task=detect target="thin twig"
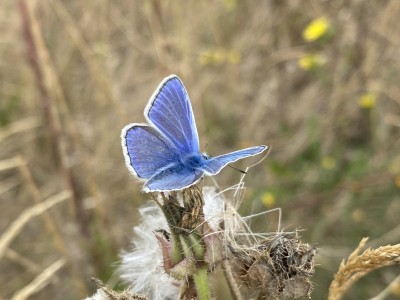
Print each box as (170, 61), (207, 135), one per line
(0, 190), (70, 259)
(0, 157), (22, 172)
(10, 259), (66, 300)
(15, 156), (68, 256)
(50, 0), (125, 116)
(5, 249), (41, 273)
(0, 116), (40, 142)
(369, 274), (400, 300)
(222, 259), (244, 300)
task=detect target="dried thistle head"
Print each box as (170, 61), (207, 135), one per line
(229, 232), (316, 299)
(85, 278), (148, 300)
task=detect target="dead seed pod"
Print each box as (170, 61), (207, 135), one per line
(229, 232), (316, 299)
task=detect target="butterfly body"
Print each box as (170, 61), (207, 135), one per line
(121, 75), (268, 192)
(181, 153), (208, 169)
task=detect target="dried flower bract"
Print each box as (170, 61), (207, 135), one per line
(229, 232), (316, 299)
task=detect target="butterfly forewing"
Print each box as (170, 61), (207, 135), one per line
(202, 145), (268, 175)
(145, 76), (200, 154)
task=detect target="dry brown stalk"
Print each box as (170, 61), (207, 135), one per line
(17, 0), (90, 239)
(0, 177), (19, 196)
(19, 0), (116, 252)
(18, 0), (82, 159)
(5, 249), (41, 274)
(10, 259), (66, 300)
(369, 273), (400, 300)
(328, 238), (400, 300)
(0, 116), (40, 142)
(49, 0), (125, 117)
(221, 259), (244, 300)
(15, 160), (88, 300)
(0, 190), (70, 259)
(0, 157), (23, 172)
(15, 156), (68, 254)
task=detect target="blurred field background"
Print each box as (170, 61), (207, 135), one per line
(1, 0), (400, 299)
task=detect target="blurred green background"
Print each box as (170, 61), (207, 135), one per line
(1, 1), (400, 299)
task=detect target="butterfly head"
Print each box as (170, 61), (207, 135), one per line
(202, 152), (210, 160)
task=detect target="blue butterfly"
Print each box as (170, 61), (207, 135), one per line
(121, 75), (268, 192)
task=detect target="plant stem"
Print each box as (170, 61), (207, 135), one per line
(170, 232), (183, 264)
(222, 259), (243, 300)
(17, 0), (90, 239)
(193, 267), (211, 300)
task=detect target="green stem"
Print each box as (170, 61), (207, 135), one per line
(170, 232), (183, 264)
(193, 267), (211, 300)
(152, 194), (184, 264)
(179, 235), (193, 258)
(188, 232), (205, 260)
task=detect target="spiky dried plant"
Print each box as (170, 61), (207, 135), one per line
(328, 237), (400, 300)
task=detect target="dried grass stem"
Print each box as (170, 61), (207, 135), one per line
(328, 238), (400, 300)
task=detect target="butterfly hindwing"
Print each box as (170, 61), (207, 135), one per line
(121, 124), (179, 179)
(145, 163), (204, 192)
(145, 75), (200, 154)
(202, 146), (268, 175)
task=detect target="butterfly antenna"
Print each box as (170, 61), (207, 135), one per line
(204, 143), (209, 153)
(228, 164), (247, 174)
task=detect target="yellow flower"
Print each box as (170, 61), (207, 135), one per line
(199, 48), (240, 65)
(303, 17), (330, 41)
(227, 50), (241, 64)
(395, 175), (400, 188)
(358, 92), (376, 109)
(298, 53), (325, 70)
(198, 49), (225, 65)
(321, 156), (336, 170)
(351, 208), (365, 223)
(261, 192), (276, 208)
(222, 0), (236, 11)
